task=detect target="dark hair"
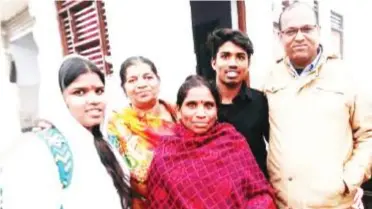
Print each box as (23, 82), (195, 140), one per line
(206, 28), (254, 60)
(58, 57), (105, 91)
(119, 56), (160, 87)
(176, 75), (220, 108)
(278, 1), (318, 31)
(59, 56), (130, 208)
(92, 126), (130, 208)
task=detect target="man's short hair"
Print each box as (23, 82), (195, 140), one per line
(278, 1), (318, 31)
(206, 28), (254, 60)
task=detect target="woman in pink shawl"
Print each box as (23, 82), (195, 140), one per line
(147, 75), (276, 209)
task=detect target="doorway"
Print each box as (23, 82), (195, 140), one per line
(190, 1), (232, 81)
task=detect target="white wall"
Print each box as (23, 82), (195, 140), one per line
(104, 0), (196, 107)
(245, 0), (276, 89)
(341, 1), (372, 92)
(315, 0), (372, 92)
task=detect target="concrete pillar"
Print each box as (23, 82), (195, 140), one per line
(0, 23), (21, 155)
(29, 0), (63, 119)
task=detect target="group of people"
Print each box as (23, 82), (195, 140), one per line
(1, 2), (371, 209)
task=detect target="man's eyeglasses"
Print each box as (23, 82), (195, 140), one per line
(281, 25), (317, 37)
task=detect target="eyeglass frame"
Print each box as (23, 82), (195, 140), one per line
(280, 24), (319, 37)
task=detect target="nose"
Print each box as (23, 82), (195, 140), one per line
(87, 91), (102, 104)
(227, 57), (238, 68)
(136, 77), (147, 89)
(195, 106), (207, 119)
(294, 30), (305, 41)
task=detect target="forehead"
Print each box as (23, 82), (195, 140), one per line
(281, 5), (317, 29)
(67, 72), (104, 88)
(126, 63), (154, 77)
(217, 41), (246, 54)
(184, 86), (215, 102)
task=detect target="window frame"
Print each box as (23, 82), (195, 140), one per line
(330, 10), (343, 58)
(55, 0), (112, 74)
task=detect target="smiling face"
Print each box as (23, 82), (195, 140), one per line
(123, 62), (160, 109)
(211, 41), (249, 89)
(280, 4), (320, 68)
(179, 86), (218, 134)
(62, 72), (106, 129)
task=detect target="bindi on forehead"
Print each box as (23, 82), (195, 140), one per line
(69, 84), (104, 90)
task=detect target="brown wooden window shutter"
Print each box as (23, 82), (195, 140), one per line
(56, 0), (112, 74)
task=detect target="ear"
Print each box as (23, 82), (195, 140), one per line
(211, 58), (216, 71)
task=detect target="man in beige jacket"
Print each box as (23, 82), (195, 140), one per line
(263, 2), (372, 208)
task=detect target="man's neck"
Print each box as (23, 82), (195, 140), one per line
(291, 55), (315, 69)
(217, 81), (242, 104)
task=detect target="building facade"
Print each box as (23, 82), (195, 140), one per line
(1, 0), (371, 131)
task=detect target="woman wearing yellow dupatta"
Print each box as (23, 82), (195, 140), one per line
(107, 56), (176, 209)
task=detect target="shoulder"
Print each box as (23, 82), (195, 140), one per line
(108, 106), (130, 119)
(322, 56), (346, 71)
(4, 131), (59, 171)
(159, 99), (177, 122)
(321, 57), (356, 86)
(326, 58), (368, 97)
(258, 62), (282, 92)
(215, 122), (241, 135)
(6, 133), (50, 161)
(247, 87), (268, 107)
(2, 132), (61, 207)
(214, 123), (247, 142)
(159, 99), (176, 109)
(106, 107), (132, 131)
(216, 122), (236, 131)
(249, 87), (265, 98)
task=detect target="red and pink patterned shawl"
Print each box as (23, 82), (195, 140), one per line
(148, 122), (276, 209)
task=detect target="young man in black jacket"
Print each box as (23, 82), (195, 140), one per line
(206, 28), (269, 177)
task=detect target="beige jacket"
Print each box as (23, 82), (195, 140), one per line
(263, 53), (372, 209)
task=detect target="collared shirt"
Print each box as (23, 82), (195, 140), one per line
(288, 46), (323, 78)
(217, 83), (269, 177)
